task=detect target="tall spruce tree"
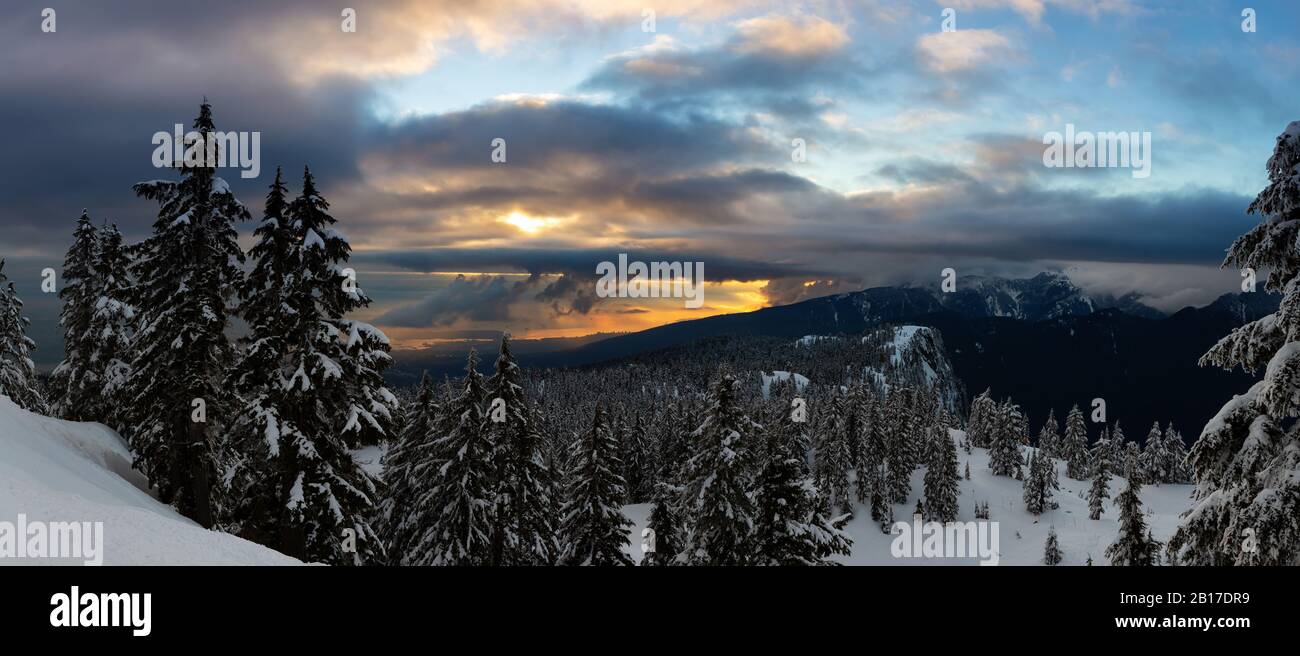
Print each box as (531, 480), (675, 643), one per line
(380, 373), (439, 564)
(0, 260), (46, 413)
(126, 101), (248, 527)
(1063, 404), (1091, 480)
(1107, 476), (1160, 566)
(1140, 422), (1167, 485)
(559, 406), (635, 566)
(641, 481), (684, 566)
(815, 390), (854, 514)
(486, 334), (557, 566)
(679, 371), (759, 565)
(1088, 448), (1111, 520)
(988, 400), (1024, 478)
(86, 222), (135, 430)
(1163, 426), (1191, 484)
(966, 389), (996, 448)
(923, 422), (960, 523)
(753, 417), (852, 565)
(49, 211), (100, 420)
(885, 389), (918, 503)
(1037, 408), (1061, 460)
(1043, 526), (1063, 566)
(225, 167), (394, 563)
(1022, 449), (1058, 515)
(411, 351), (495, 565)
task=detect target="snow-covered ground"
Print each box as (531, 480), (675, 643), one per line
(0, 396), (300, 565)
(622, 429), (1195, 565)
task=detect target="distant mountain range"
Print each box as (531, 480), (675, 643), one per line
(915, 271), (1165, 321)
(388, 273), (1276, 440)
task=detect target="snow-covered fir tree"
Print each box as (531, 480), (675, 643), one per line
(641, 481), (683, 566)
(1109, 422), (1128, 473)
(814, 390), (854, 514)
(966, 389), (996, 448)
(1036, 408), (1061, 460)
(1043, 526), (1062, 566)
(859, 390), (890, 521)
(1163, 426), (1192, 484)
(923, 422), (960, 523)
(1088, 449), (1111, 520)
(1063, 404), (1091, 480)
(988, 400), (1024, 478)
(753, 416), (852, 565)
(486, 334), (557, 566)
(1140, 422), (1167, 485)
(1022, 449), (1058, 515)
(679, 370), (759, 565)
(380, 373), (439, 564)
(1089, 426), (1112, 481)
(125, 102), (249, 527)
(85, 222), (135, 431)
(1107, 476), (1160, 566)
(49, 211), (100, 421)
(0, 260), (46, 413)
(1124, 440), (1143, 485)
(410, 351), (495, 565)
(885, 389), (918, 503)
(559, 405), (634, 566)
(225, 167), (394, 563)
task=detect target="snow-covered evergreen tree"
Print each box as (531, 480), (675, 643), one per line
(988, 400), (1024, 478)
(125, 101), (249, 527)
(1109, 422), (1128, 474)
(86, 222), (135, 431)
(641, 481), (683, 566)
(1088, 449), (1111, 520)
(885, 389), (918, 502)
(559, 405), (634, 566)
(0, 260), (46, 414)
(225, 167), (393, 563)
(1107, 476), (1160, 566)
(679, 370), (759, 565)
(966, 389), (996, 448)
(815, 390), (854, 514)
(1063, 404), (1091, 480)
(1089, 427), (1112, 481)
(380, 373), (439, 564)
(753, 417), (851, 565)
(1043, 526), (1062, 566)
(1163, 426), (1192, 484)
(49, 211), (100, 420)
(411, 351), (495, 565)
(1140, 422), (1167, 485)
(1124, 439), (1143, 485)
(486, 334), (557, 565)
(1022, 449), (1058, 515)
(923, 422), (960, 523)
(1036, 408), (1061, 460)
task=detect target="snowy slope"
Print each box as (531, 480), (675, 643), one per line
(0, 396), (300, 565)
(622, 429), (1194, 565)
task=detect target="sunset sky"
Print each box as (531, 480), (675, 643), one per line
(2, 0), (1298, 365)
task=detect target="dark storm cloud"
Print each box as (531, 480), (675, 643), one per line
(363, 99), (767, 178)
(0, 0), (374, 256)
(359, 247), (822, 282)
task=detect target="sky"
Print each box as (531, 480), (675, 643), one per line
(1, 0), (1297, 367)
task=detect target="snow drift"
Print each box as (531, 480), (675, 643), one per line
(0, 396), (299, 565)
